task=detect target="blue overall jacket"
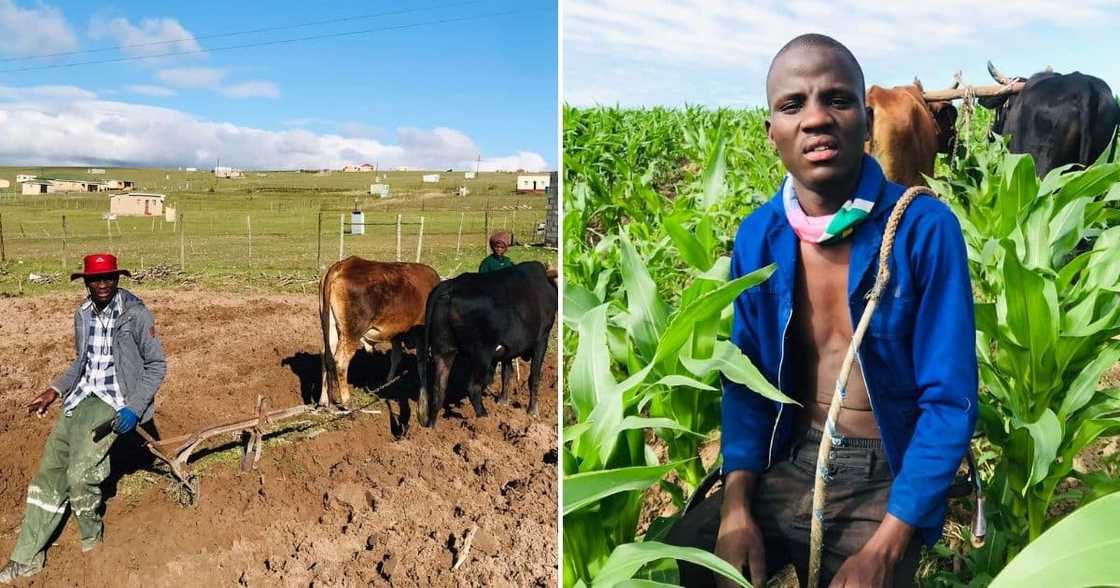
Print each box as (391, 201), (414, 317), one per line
(721, 156), (977, 546)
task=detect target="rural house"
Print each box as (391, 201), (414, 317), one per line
(15, 174), (35, 183)
(21, 177), (104, 194)
(102, 179), (137, 191)
(110, 193), (165, 217)
(516, 173), (551, 192)
(214, 166), (243, 178)
(88, 168), (106, 174)
(422, 174), (440, 183)
(369, 183), (390, 198)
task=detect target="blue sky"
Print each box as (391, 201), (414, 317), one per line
(0, 0), (557, 170)
(565, 0), (1120, 109)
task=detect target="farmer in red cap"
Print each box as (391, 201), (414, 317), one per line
(479, 230), (515, 273)
(0, 253), (166, 583)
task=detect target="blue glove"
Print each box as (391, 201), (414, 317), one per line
(112, 407), (139, 434)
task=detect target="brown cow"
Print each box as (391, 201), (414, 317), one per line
(319, 257), (440, 406)
(865, 81), (958, 187)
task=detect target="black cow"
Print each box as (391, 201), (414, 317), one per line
(979, 62), (1120, 176)
(416, 261), (556, 427)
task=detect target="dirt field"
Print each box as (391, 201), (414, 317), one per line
(0, 289), (558, 586)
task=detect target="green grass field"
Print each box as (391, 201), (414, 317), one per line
(0, 167), (555, 295)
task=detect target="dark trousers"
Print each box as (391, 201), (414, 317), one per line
(665, 429), (922, 587)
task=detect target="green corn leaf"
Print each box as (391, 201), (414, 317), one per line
(997, 239), (1059, 390)
(563, 461), (689, 516)
(565, 283), (603, 328)
(699, 256), (732, 282)
(990, 492), (1120, 588)
(592, 541), (751, 588)
(619, 234), (671, 360)
(1013, 409), (1062, 493)
(699, 126), (728, 209)
(653, 264), (776, 369)
(613, 416), (702, 439)
(570, 304), (616, 422)
(680, 339), (798, 405)
(664, 215), (712, 271)
(653, 375), (718, 391)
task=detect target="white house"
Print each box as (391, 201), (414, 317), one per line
(110, 193), (165, 217)
(15, 174), (35, 183)
(369, 183), (390, 198)
(516, 174), (551, 192)
(422, 174), (440, 183)
(464, 171), (476, 179)
(88, 168), (106, 174)
(214, 166), (243, 178)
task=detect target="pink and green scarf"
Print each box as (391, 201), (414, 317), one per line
(782, 168), (878, 245)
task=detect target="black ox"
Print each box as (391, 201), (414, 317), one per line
(416, 261), (557, 428)
(979, 61), (1120, 176)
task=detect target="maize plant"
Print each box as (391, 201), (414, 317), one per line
(562, 105), (790, 587)
(927, 137), (1120, 579)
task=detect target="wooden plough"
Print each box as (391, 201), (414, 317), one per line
(93, 375), (401, 505)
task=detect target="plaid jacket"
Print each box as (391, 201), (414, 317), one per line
(50, 289), (166, 422)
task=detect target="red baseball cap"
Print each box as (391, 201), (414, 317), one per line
(70, 253), (132, 281)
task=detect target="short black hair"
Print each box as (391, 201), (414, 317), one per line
(765, 34), (865, 103)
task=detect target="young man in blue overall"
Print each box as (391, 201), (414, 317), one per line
(0, 253), (166, 583)
(666, 35), (977, 587)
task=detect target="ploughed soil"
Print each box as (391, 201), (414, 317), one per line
(0, 289), (558, 587)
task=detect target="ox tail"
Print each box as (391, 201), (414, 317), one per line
(418, 281), (449, 427)
(319, 265), (339, 406)
(1081, 88), (1097, 165)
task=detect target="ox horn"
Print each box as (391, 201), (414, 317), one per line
(952, 70), (962, 89)
(1044, 64), (1053, 73)
(988, 61), (1012, 85)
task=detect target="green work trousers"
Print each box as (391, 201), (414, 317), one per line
(9, 396), (118, 567)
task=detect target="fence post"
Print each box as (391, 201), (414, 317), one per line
(484, 202), (490, 250)
(338, 213), (344, 262)
(512, 208), (517, 245)
(415, 216), (425, 263)
(61, 216), (67, 269)
(316, 211), (323, 270)
(0, 213), (6, 262)
(247, 215), (252, 269)
(396, 214), (402, 262)
(179, 213), (186, 270)
(456, 212), (464, 257)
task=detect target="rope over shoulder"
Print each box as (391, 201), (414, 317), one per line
(807, 184), (935, 588)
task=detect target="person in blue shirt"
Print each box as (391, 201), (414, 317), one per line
(666, 34), (977, 588)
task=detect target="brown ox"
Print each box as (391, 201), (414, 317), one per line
(319, 257), (440, 406)
(865, 82), (958, 187)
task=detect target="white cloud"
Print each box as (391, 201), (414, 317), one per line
(126, 84), (176, 97)
(219, 80), (279, 99)
(0, 85), (548, 171)
(155, 66), (226, 88)
(88, 15), (201, 59)
(0, 0), (79, 58)
(565, 0), (1120, 105)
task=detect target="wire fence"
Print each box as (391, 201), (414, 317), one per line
(0, 203), (547, 280)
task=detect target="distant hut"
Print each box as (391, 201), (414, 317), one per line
(369, 183), (390, 198)
(422, 174), (440, 183)
(516, 174), (551, 192)
(110, 193), (165, 217)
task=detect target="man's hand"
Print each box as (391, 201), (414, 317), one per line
(716, 471), (765, 588)
(112, 407), (139, 434)
(829, 513), (914, 588)
(829, 545), (893, 587)
(27, 389), (58, 417)
(715, 507), (766, 588)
